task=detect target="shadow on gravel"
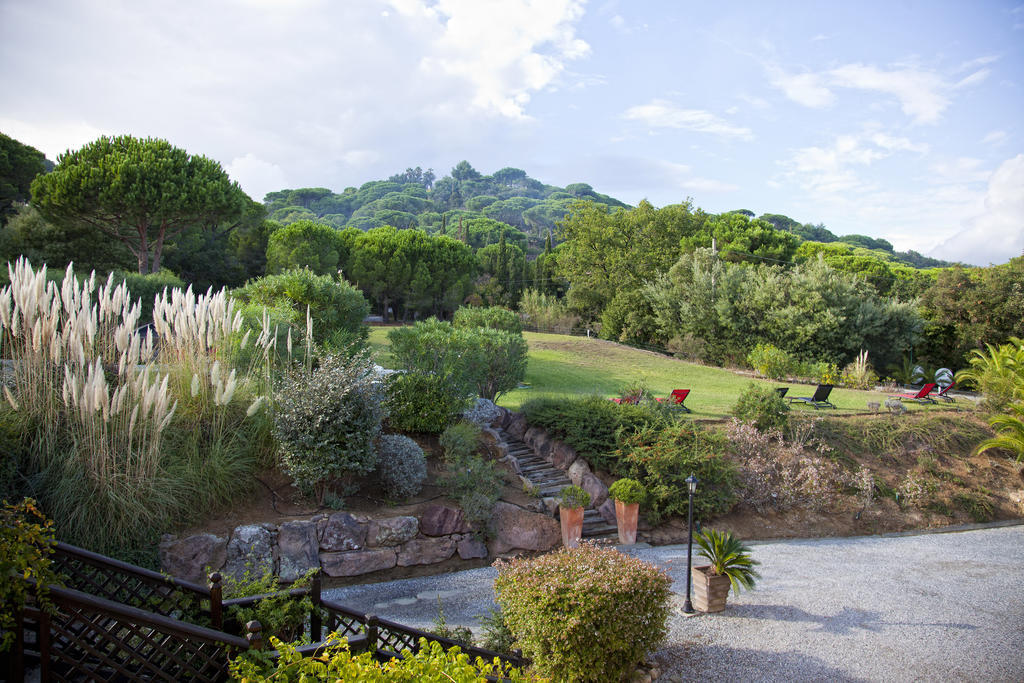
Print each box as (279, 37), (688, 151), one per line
(658, 643), (866, 682)
(718, 603), (977, 634)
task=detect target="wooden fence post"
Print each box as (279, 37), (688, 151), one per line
(246, 620), (263, 651)
(208, 572), (223, 631)
(365, 614), (379, 654)
(310, 570), (322, 643)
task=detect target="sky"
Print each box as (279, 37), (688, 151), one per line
(1, 0), (1022, 266)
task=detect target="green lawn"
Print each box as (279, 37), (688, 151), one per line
(368, 327), (952, 418)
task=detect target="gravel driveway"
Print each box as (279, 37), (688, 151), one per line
(324, 524), (1024, 682)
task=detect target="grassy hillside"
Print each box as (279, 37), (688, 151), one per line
(369, 327), (953, 418)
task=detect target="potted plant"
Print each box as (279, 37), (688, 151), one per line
(557, 485), (590, 548)
(608, 478), (645, 544)
(691, 528), (760, 612)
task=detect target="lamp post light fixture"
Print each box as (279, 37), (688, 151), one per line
(683, 474), (699, 614)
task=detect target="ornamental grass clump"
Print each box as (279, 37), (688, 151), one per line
(494, 542), (671, 683)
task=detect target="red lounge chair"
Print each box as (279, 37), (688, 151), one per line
(936, 381), (957, 403)
(655, 389), (692, 412)
(610, 395), (640, 405)
(890, 382), (937, 404)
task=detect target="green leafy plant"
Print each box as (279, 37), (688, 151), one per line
(494, 542), (671, 683)
(558, 485), (590, 509)
(615, 424), (737, 524)
(747, 343), (793, 380)
(441, 449), (503, 535)
(431, 597), (474, 645)
(974, 403), (1024, 462)
(608, 478), (645, 504)
(453, 305), (523, 334)
(376, 434), (427, 500)
(694, 528), (761, 594)
(273, 350), (385, 503)
(956, 337), (1024, 412)
(731, 383), (789, 432)
(1, 499), (61, 653)
(229, 632), (528, 681)
(220, 567), (317, 644)
(439, 421), (483, 462)
(841, 349), (878, 390)
(954, 491), (995, 522)
(478, 607), (517, 658)
(385, 371), (473, 435)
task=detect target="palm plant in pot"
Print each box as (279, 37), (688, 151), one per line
(608, 478), (645, 545)
(557, 485), (590, 548)
(692, 528), (760, 612)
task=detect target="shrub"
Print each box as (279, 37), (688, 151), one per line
(954, 491), (995, 522)
(841, 349), (878, 389)
(518, 289), (579, 333)
(609, 478), (645, 504)
(453, 305), (523, 334)
(273, 350), (385, 502)
(386, 372), (473, 434)
(478, 607), (517, 657)
(521, 395), (668, 472)
(494, 543), (671, 682)
(747, 343), (793, 380)
(732, 383), (790, 432)
(439, 421), (482, 462)
(230, 634), (527, 682)
(558, 485), (590, 509)
(376, 434), (427, 500)
(220, 567), (316, 643)
(232, 268), (370, 351)
(388, 319), (527, 401)
(441, 445), (503, 534)
(795, 359), (841, 385)
(615, 424), (736, 524)
(1, 499), (61, 653)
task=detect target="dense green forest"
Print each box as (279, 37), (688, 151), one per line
(1, 132), (1021, 374)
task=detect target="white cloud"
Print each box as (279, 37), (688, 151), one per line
(868, 133), (928, 155)
(766, 67), (835, 108)
(955, 55), (998, 73)
(623, 100), (753, 140)
(954, 68), (991, 89)
(225, 154), (288, 203)
(398, 0), (591, 118)
(0, 117), (106, 162)
(828, 63), (950, 124)
(930, 155), (1024, 265)
(982, 130), (1008, 146)
(786, 133), (893, 194)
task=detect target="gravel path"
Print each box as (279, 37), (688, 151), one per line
(324, 525), (1024, 681)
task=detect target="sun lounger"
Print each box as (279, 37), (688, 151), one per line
(787, 384), (835, 409)
(890, 383), (937, 404)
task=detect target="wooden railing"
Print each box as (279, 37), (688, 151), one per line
(4, 541), (526, 680)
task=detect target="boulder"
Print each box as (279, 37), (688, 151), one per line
(367, 516), (419, 547)
(320, 549), (397, 577)
(159, 533), (227, 584)
(568, 459), (591, 487)
(457, 536), (489, 560)
(533, 432), (552, 460)
(224, 525), (276, 580)
(420, 505), (470, 536)
(581, 472), (609, 508)
(550, 441), (576, 471)
(479, 427), (501, 448)
(507, 413), (528, 439)
(397, 537), (457, 566)
(597, 498), (617, 526)
(488, 502), (561, 554)
(319, 512), (367, 552)
(277, 520), (319, 582)
(494, 406), (512, 428)
(463, 398), (503, 426)
(523, 426), (544, 449)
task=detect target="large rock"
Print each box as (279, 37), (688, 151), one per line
(224, 525), (276, 580)
(160, 533), (227, 584)
(550, 441), (576, 471)
(463, 398), (503, 426)
(367, 516), (419, 547)
(319, 512), (367, 552)
(598, 498), (618, 526)
(523, 426), (544, 449)
(420, 505), (470, 536)
(581, 472), (609, 508)
(507, 413), (528, 439)
(568, 459), (591, 487)
(397, 537), (457, 566)
(489, 502), (561, 554)
(277, 520), (319, 582)
(457, 536), (489, 560)
(320, 549), (397, 577)
(533, 431), (552, 460)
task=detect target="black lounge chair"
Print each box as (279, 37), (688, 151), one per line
(787, 384), (835, 409)
(775, 387), (789, 399)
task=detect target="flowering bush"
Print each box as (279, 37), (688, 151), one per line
(376, 434), (427, 500)
(494, 543), (670, 682)
(273, 350), (385, 503)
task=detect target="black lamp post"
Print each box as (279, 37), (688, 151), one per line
(683, 474), (698, 614)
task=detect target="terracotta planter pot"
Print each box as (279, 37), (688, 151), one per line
(614, 500), (639, 545)
(559, 506), (584, 548)
(692, 565), (732, 612)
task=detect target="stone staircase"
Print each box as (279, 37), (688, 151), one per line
(496, 427), (617, 540)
